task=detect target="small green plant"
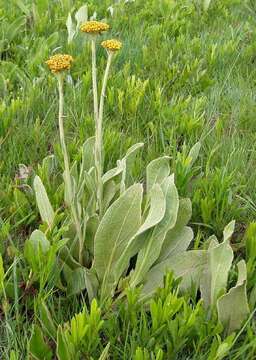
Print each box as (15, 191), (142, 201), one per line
(29, 20), (200, 306)
(19, 15), (249, 338)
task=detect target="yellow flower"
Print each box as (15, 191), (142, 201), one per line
(80, 21), (110, 34)
(45, 54), (74, 73)
(101, 39), (122, 52)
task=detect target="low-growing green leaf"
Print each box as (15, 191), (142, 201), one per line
(188, 141), (201, 166)
(93, 184), (143, 299)
(24, 230), (50, 270)
(114, 184), (166, 282)
(217, 260), (250, 334)
(223, 220), (235, 243)
(141, 250), (207, 300)
(200, 238), (234, 308)
(146, 156), (170, 193)
(34, 175), (54, 228)
(131, 175), (179, 287)
(158, 198), (193, 262)
(66, 267), (98, 299)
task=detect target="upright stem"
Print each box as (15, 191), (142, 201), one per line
(57, 75), (84, 265)
(91, 38), (103, 217)
(91, 39), (99, 125)
(98, 52), (113, 137)
(57, 75), (73, 205)
(96, 52), (113, 218)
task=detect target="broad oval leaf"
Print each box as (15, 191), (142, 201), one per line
(158, 198), (193, 262)
(217, 260), (250, 334)
(33, 175), (54, 228)
(200, 238), (234, 308)
(146, 156), (170, 193)
(130, 175), (179, 287)
(24, 230), (50, 272)
(93, 184), (143, 299)
(188, 141), (201, 167)
(141, 250), (207, 300)
(113, 184), (166, 282)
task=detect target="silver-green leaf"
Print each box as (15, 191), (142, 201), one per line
(34, 175), (54, 228)
(200, 238), (234, 308)
(130, 175), (179, 287)
(146, 156), (170, 193)
(217, 260), (250, 334)
(141, 250), (207, 300)
(93, 184), (143, 299)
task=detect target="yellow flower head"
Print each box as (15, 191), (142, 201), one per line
(101, 39), (122, 52)
(45, 54), (74, 73)
(80, 21), (110, 35)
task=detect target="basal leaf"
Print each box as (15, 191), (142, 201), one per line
(188, 141), (201, 167)
(24, 230), (50, 273)
(158, 198), (193, 262)
(93, 184), (143, 299)
(130, 175), (179, 287)
(102, 163), (124, 184)
(146, 156), (170, 193)
(217, 260), (250, 334)
(223, 220), (235, 243)
(141, 250), (207, 300)
(200, 238), (234, 308)
(158, 226), (193, 263)
(66, 267), (98, 300)
(114, 184), (166, 282)
(34, 175), (54, 228)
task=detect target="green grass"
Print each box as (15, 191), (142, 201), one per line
(1, 0), (256, 358)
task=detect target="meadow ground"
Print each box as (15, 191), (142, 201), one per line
(1, 0), (256, 359)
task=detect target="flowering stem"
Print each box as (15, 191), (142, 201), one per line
(91, 38), (103, 217)
(99, 52), (113, 139)
(91, 39), (99, 124)
(57, 74), (84, 265)
(95, 52), (113, 218)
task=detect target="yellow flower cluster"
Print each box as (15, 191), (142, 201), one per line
(80, 21), (110, 34)
(101, 39), (122, 52)
(45, 54), (74, 73)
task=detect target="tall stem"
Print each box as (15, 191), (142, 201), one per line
(57, 75), (73, 204)
(91, 38), (103, 217)
(96, 52), (113, 218)
(91, 39), (99, 125)
(98, 52), (113, 138)
(57, 75), (84, 265)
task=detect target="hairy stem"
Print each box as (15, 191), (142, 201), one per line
(96, 52), (113, 218)
(91, 38), (104, 217)
(57, 74), (84, 265)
